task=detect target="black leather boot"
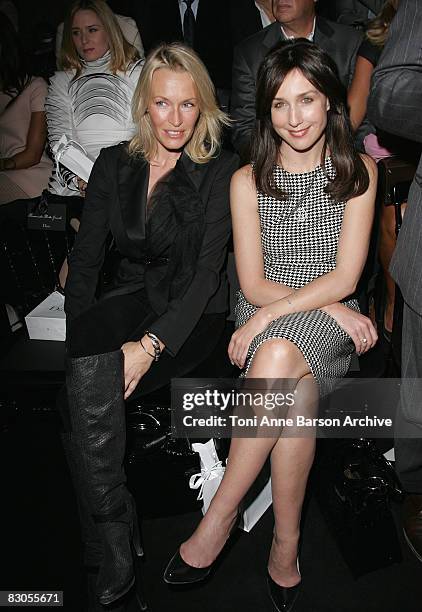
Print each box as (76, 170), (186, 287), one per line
(57, 385), (104, 569)
(66, 351), (144, 607)
(61, 432), (104, 568)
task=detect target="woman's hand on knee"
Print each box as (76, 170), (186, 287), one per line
(228, 309), (271, 369)
(121, 341), (154, 399)
(322, 303), (378, 355)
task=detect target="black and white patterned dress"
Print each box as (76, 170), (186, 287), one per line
(235, 157), (358, 385)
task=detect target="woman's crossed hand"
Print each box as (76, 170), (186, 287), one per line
(322, 303), (378, 355)
(228, 308), (271, 369)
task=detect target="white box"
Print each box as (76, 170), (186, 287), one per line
(25, 291), (66, 342)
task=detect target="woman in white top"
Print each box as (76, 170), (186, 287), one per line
(46, 0), (143, 197)
(0, 14), (52, 205)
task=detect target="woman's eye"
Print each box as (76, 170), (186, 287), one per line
(155, 100), (166, 107)
(89, 28), (98, 33)
(273, 102), (286, 109)
(303, 97), (313, 103)
(183, 102), (194, 108)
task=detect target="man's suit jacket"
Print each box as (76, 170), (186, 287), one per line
(335, 0), (386, 25)
(65, 144), (238, 355)
(230, 0), (267, 46)
(231, 16), (362, 157)
(368, 0), (422, 314)
(133, 0), (234, 90)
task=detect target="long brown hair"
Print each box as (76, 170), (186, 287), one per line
(61, 0), (139, 77)
(252, 39), (369, 202)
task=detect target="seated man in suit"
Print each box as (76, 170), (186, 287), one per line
(231, 0), (363, 159)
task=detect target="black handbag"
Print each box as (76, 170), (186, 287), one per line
(0, 192), (80, 312)
(125, 400), (202, 518)
(315, 438), (404, 577)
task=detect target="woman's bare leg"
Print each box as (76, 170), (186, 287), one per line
(180, 339), (315, 586)
(268, 373), (317, 587)
(379, 202), (407, 332)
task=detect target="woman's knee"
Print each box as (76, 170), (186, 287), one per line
(66, 310), (111, 357)
(253, 339), (306, 374)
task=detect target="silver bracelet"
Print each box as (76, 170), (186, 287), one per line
(139, 338), (155, 360)
(145, 331), (162, 361)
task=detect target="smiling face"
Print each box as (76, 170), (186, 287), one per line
(71, 9), (110, 62)
(271, 68), (329, 154)
(147, 68), (200, 156)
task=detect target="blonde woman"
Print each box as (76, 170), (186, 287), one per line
(61, 42), (238, 609)
(46, 0), (142, 197)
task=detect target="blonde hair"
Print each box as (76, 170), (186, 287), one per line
(366, 0), (400, 48)
(129, 43), (230, 164)
(61, 0), (139, 76)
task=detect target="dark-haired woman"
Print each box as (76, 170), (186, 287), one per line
(0, 14), (52, 204)
(164, 40), (378, 611)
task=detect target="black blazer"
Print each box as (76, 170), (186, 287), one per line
(231, 16), (363, 157)
(133, 0), (234, 90)
(65, 144), (239, 356)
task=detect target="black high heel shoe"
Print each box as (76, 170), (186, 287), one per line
(266, 560), (301, 612)
(163, 514), (241, 585)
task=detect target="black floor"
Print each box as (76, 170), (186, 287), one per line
(1, 338), (421, 612)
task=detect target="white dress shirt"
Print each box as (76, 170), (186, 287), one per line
(280, 17), (316, 41)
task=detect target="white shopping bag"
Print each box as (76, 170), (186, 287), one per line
(241, 477), (272, 533)
(52, 135), (94, 183)
(25, 291), (66, 341)
(189, 439), (273, 532)
(190, 439), (225, 514)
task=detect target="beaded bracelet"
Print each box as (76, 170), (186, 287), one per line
(145, 331), (162, 361)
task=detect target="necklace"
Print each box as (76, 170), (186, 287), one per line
(274, 169), (318, 223)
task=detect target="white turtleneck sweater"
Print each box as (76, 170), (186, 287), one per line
(46, 51), (144, 195)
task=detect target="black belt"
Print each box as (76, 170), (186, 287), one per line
(129, 256), (169, 266)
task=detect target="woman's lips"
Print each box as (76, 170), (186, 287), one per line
(164, 130), (185, 138)
(288, 127), (310, 138)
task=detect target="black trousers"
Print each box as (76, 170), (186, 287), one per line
(66, 289), (226, 399)
(394, 300), (422, 494)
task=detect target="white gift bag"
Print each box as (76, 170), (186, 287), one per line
(190, 439), (226, 514)
(25, 290), (66, 341)
(189, 439), (273, 532)
(241, 477), (272, 533)
(52, 135), (94, 184)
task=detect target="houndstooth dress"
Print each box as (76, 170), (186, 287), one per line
(235, 157), (359, 385)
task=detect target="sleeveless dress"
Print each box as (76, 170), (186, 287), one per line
(235, 157), (359, 387)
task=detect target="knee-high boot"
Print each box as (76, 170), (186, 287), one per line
(57, 384), (104, 569)
(66, 350), (143, 607)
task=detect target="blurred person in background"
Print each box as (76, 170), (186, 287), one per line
(368, 0), (422, 565)
(0, 13), (52, 205)
(231, 0), (363, 160)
